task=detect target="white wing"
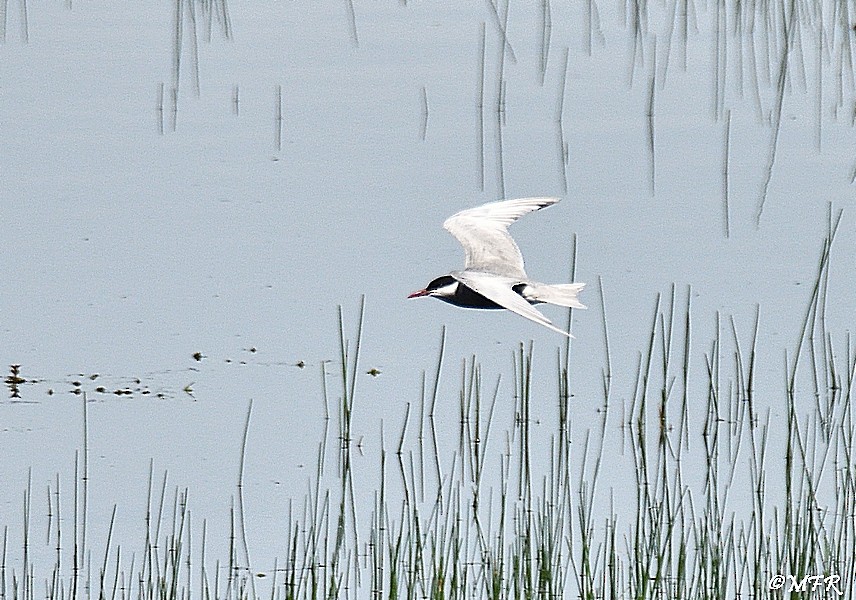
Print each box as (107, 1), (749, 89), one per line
(443, 197), (560, 279)
(451, 271), (573, 338)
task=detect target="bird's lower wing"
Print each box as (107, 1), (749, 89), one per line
(451, 271), (573, 338)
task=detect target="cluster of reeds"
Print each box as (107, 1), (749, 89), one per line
(2, 213), (853, 599)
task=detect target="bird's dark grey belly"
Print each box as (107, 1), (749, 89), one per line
(439, 282), (531, 309)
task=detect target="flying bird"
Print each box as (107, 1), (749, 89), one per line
(408, 197), (585, 337)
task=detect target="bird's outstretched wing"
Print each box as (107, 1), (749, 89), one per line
(451, 270), (573, 338)
(443, 197), (559, 279)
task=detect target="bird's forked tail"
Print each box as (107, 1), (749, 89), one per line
(522, 282), (587, 309)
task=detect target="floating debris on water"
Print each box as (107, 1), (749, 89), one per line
(5, 365), (26, 398)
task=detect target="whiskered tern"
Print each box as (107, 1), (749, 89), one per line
(408, 197), (586, 337)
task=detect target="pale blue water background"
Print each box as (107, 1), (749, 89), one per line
(1, 0), (855, 584)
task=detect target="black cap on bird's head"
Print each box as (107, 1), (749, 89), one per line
(407, 275), (457, 299)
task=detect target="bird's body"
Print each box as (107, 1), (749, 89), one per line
(408, 197), (586, 337)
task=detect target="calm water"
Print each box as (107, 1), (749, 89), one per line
(1, 0), (855, 590)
